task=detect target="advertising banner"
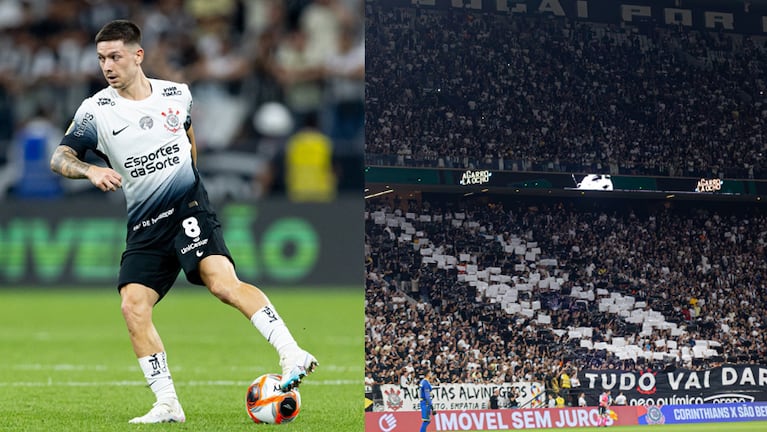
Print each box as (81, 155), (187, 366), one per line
(366, 166), (761, 198)
(0, 196), (362, 286)
(577, 365), (767, 405)
(365, 406), (639, 431)
(638, 402), (767, 425)
(379, 382), (545, 411)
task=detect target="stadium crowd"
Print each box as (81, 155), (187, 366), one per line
(365, 5), (767, 179)
(365, 194), (767, 392)
(0, 0), (363, 200)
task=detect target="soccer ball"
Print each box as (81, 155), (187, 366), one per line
(246, 374), (301, 424)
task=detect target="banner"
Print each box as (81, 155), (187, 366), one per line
(365, 166), (761, 197)
(577, 365), (767, 405)
(638, 402), (767, 425)
(366, 403), (767, 430)
(379, 382), (545, 411)
(0, 196), (362, 286)
(373, 0), (767, 35)
(365, 406), (639, 431)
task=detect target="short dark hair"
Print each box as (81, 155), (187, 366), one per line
(95, 20), (142, 45)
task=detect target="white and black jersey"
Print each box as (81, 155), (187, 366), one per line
(61, 79), (198, 246)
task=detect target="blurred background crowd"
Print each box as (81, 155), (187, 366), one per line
(0, 0), (364, 201)
(366, 4), (767, 179)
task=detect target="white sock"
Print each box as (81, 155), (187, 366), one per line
(250, 304), (299, 357)
(138, 352), (178, 403)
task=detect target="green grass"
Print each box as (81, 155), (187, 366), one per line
(531, 423), (767, 431)
(0, 286), (363, 432)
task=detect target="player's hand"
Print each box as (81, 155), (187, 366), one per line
(87, 166), (122, 192)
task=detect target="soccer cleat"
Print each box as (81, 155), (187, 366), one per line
(128, 399), (186, 424)
(279, 349), (318, 391)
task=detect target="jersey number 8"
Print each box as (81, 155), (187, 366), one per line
(182, 217), (201, 238)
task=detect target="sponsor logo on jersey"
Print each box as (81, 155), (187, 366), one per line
(162, 107), (182, 133)
(97, 97), (115, 106)
(162, 86), (182, 97)
(140, 115), (154, 130)
(132, 208), (175, 232)
(181, 237), (209, 254)
(73, 112), (94, 137)
(124, 143), (181, 178)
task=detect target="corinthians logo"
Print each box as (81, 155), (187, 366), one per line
(644, 406), (665, 425)
(162, 107), (182, 133)
(383, 387), (404, 411)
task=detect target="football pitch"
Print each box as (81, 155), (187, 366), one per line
(0, 286), (363, 432)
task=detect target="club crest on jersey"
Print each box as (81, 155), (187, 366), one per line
(161, 107), (181, 133)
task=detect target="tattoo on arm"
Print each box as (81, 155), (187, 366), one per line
(50, 146), (91, 179)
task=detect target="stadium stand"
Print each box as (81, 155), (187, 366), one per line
(364, 0), (767, 411)
(365, 4), (767, 179)
(365, 194), (767, 389)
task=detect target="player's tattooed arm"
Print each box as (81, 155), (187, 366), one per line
(50, 145), (90, 179)
(51, 145), (123, 192)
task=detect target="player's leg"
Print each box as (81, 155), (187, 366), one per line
(175, 185), (317, 390)
(120, 283), (163, 357)
(119, 283), (185, 424)
(420, 401), (431, 432)
(197, 255), (318, 390)
(118, 250), (186, 424)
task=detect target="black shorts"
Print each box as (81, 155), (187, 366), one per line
(118, 183), (233, 300)
(599, 406), (608, 415)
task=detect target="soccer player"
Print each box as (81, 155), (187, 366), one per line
(49, 20), (317, 424)
(419, 370), (436, 432)
(598, 389), (612, 427)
